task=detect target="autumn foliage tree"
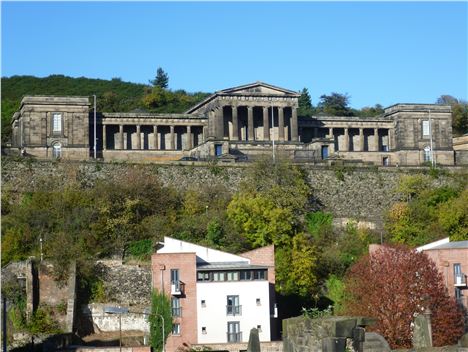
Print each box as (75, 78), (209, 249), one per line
(342, 245), (464, 349)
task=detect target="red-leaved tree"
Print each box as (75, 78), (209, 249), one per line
(342, 245), (464, 348)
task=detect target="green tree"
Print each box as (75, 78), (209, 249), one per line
(357, 104), (384, 117)
(298, 88), (314, 117)
(324, 274), (345, 314)
(317, 93), (354, 116)
(275, 233), (318, 297)
(436, 95), (468, 135)
(149, 290), (172, 352)
(150, 67), (169, 89)
(438, 188), (468, 241)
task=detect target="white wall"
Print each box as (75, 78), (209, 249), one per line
(159, 237), (249, 264)
(196, 281), (271, 344)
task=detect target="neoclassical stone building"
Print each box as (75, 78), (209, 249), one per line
(10, 81), (456, 165)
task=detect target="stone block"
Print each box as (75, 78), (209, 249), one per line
(460, 333), (468, 347)
(322, 337), (346, 352)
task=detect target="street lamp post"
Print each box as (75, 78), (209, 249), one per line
(143, 309), (165, 352)
(104, 306), (129, 352)
(93, 94), (97, 160)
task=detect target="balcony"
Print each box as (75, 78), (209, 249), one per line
(455, 274), (467, 287)
(227, 332), (242, 343)
(171, 281), (185, 295)
(226, 305), (242, 316)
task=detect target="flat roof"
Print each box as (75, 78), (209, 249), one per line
(426, 241), (468, 250)
(197, 262), (268, 271)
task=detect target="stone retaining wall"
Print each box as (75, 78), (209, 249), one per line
(2, 158), (466, 225)
(94, 260), (151, 307)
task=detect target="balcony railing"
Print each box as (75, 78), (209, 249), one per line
(226, 305), (242, 316)
(171, 281), (185, 295)
(227, 332), (242, 343)
(172, 307), (182, 317)
(455, 273), (467, 287)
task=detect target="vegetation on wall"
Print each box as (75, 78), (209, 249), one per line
(385, 174), (467, 246)
(1, 158), (467, 329)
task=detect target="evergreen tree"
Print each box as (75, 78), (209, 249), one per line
(298, 88), (314, 117)
(150, 67), (169, 89)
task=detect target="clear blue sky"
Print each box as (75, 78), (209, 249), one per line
(2, 1), (467, 109)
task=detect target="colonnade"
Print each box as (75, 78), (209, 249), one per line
(213, 105), (298, 142)
(303, 126), (392, 152)
(102, 124), (205, 151)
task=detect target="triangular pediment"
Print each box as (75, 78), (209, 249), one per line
(186, 81), (300, 114)
(219, 81), (300, 96)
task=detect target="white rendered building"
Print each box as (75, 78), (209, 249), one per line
(152, 237), (277, 351)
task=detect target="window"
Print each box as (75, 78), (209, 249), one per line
(383, 157), (389, 166)
(227, 322), (241, 342)
(227, 271), (239, 281)
(422, 120), (430, 137)
(227, 295), (241, 316)
(171, 297), (181, 317)
(256, 298), (261, 306)
(240, 270), (252, 281)
(213, 272), (225, 282)
(454, 263), (464, 285)
(172, 323), (181, 335)
(202, 327), (207, 334)
(257, 325), (262, 332)
(52, 113), (62, 133)
(423, 146), (432, 162)
(170, 269), (179, 284)
(201, 300), (206, 307)
(197, 272), (210, 281)
(52, 143), (61, 159)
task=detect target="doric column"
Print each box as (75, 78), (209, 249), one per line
(291, 107), (298, 142)
(153, 125), (158, 150)
(119, 125), (124, 150)
(344, 128), (349, 151)
(202, 126), (207, 142)
(187, 125), (192, 150)
(232, 106), (239, 141)
(136, 125), (141, 150)
(170, 125), (175, 150)
(247, 106), (254, 141)
(278, 107), (285, 141)
(263, 106), (269, 141)
(387, 129), (392, 151)
(328, 127), (333, 139)
(374, 128), (379, 151)
(216, 107), (224, 139)
(102, 125), (107, 150)
(359, 128), (365, 151)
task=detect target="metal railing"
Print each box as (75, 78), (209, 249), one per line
(455, 273), (467, 286)
(171, 281), (185, 295)
(226, 305), (242, 316)
(227, 332), (242, 343)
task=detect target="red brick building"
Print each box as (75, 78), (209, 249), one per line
(151, 237), (277, 352)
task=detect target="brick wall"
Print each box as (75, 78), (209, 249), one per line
(152, 252), (198, 352)
(241, 245), (275, 284)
